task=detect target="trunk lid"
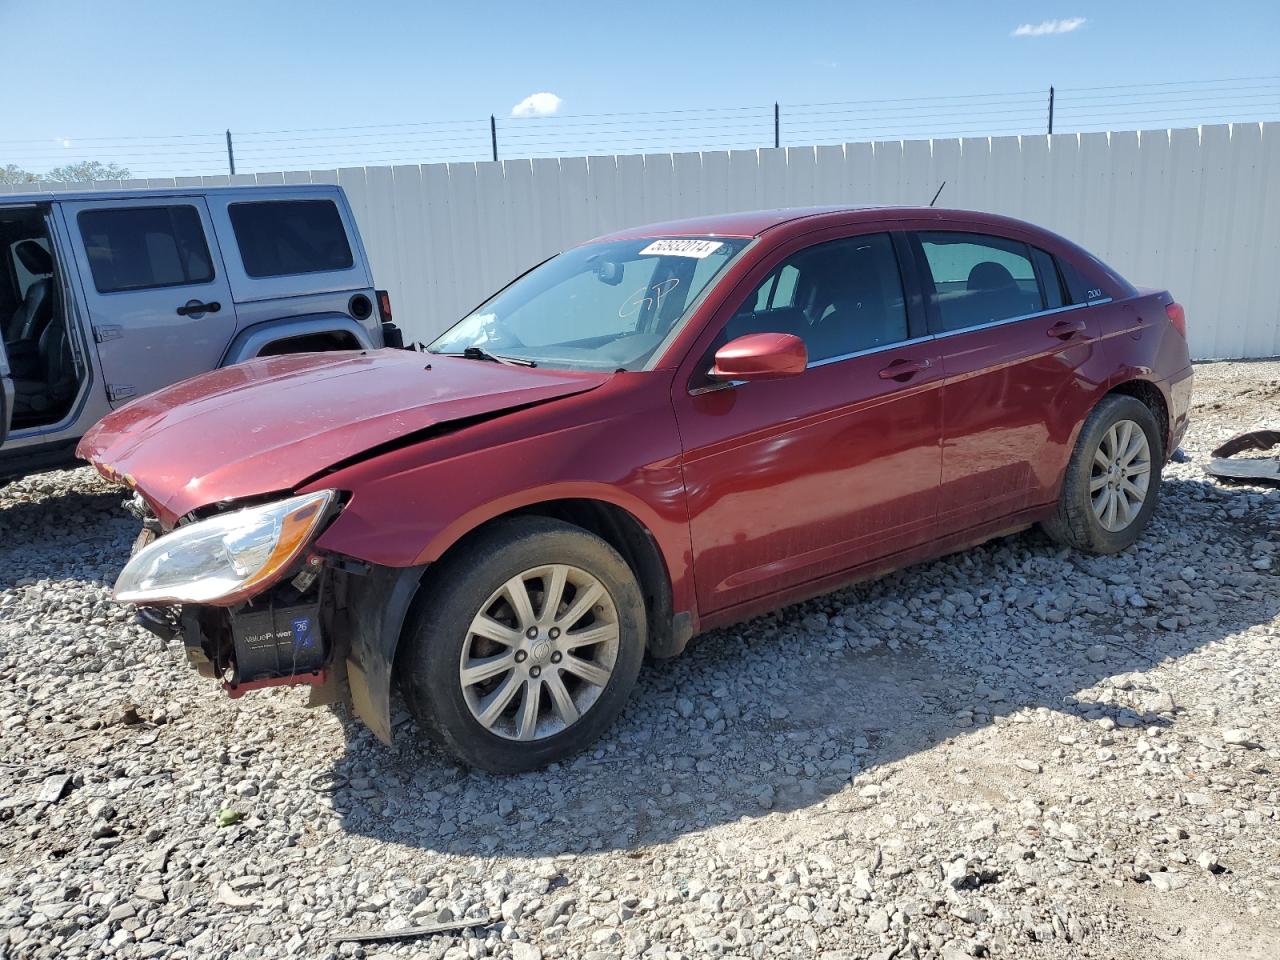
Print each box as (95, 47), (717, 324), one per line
(78, 350), (609, 523)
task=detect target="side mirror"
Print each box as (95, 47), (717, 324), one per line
(710, 332), (808, 381)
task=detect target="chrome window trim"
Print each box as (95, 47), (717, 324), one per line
(806, 333), (935, 369)
(687, 296), (1112, 393)
(929, 297), (1111, 341)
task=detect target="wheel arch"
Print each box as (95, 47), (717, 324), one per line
(1104, 377), (1171, 456)
(342, 494), (686, 745)
(415, 496), (682, 655)
(220, 313), (375, 365)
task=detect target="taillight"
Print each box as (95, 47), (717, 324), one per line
(376, 289), (393, 323)
(1166, 301), (1186, 338)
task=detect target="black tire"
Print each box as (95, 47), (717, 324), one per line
(1042, 394), (1164, 554)
(397, 516), (646, 773)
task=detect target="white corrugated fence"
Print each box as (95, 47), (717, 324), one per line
(10, 122), (1279, 359)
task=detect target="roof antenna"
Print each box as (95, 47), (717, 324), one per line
(929, 180), (947, 208)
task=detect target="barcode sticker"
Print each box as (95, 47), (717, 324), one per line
(638, 239), (725, 259)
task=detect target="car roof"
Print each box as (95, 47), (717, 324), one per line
(588, 205), (1040, 243)
(0, 183), (341, 204)
(591, 206), (867, 241)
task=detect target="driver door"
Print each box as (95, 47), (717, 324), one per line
(671, 227), (944, 616)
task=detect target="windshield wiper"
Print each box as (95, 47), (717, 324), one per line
(448, 346), (537, 367)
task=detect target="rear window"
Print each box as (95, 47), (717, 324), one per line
(78, 206), (214, 293)
(228, 199), (354, 278)
(917, 232), (1045, 332)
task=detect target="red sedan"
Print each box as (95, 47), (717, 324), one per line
(80, 206), (1194, 772)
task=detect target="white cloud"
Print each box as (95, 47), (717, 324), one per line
(1013, 17), (1086, 37)
(510, 92), (563, 117)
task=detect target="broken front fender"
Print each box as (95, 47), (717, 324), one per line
(335, 561), (429, 744)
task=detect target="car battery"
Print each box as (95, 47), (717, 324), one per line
(228, 601), (325, 682)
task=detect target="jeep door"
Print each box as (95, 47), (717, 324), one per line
(0, 341), (12, 447)
(58, 197), (237, 406)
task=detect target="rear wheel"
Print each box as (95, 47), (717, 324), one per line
(397, 517), (646, 772)
(1043, 394), (1164, 554)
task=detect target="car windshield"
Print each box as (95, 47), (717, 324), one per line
(429, 236), (751, 371)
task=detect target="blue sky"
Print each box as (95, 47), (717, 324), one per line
(4, 0), (1279, 177)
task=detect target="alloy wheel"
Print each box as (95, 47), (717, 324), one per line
(1090, 418), (1152, 532)
(459, 564), (620, 741)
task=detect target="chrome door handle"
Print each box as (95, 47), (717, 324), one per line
(879, 358), (931, 381)
(1047, 318), (1086, 339)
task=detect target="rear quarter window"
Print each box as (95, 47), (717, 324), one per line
(78, 206), (214, 293)
(1058, 257), (1107, 304)
(228, 199), (354, 278)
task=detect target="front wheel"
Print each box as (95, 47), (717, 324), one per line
(1042, 394), (1164, 554)
(397, 517), (646, 772)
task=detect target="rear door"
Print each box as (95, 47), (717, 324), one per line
(59, 197), (237, 406)
(909, 229), (1102, 533)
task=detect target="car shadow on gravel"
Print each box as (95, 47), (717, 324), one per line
(326, 475), (1280, 857)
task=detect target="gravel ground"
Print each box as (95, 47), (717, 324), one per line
(2, 360), (1278, 960)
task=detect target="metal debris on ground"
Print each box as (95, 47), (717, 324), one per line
(330, 915), (495, 944)
(1205, 427), (1280, 485)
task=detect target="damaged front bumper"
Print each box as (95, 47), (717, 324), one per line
(132, 544), (426, 744)
(135, 557), (331, 697)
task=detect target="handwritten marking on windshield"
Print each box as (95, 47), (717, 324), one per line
(619, 278), (681, 319)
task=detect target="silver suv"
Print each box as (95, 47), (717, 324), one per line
(0, 184), (401, 483)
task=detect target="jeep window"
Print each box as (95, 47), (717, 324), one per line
(228, 199), (354, 278)
(429, 237), (751, 371)
(10, 237), (52, 301)
(78, 206), (214, 294)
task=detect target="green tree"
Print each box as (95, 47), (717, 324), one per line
(1, 163), (39, 185)
(43, 160), (132, 182)
(2, 160), (133, 185)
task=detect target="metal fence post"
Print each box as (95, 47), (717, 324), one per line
(226, 129), (236, 175)
(774, 103), (780, 149)
(1047, 86), (1055, 136)
(490, 115), (498, 162)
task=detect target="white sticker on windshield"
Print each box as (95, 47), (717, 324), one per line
(638, 239), (725, 259)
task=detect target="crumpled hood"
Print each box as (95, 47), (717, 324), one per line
(78, 350), (609, 524)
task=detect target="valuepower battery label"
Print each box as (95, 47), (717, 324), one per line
(239, 626), (292, 651)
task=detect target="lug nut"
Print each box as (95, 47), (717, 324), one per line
(514, 650), (528, 663)
(525, 626), (538, 639)
(549, 627), (560, 640)
(530, 666), (541, 678)
(550, 651), (562, 663)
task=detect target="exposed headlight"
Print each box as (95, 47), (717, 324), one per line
(115, 490), (337, 605)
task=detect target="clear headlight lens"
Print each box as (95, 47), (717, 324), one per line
(115, 490), (336, 605)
